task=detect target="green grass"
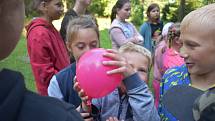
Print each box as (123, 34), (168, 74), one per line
(0, 29), (112, 92)
(0, 18), (154, 93)
(100, 29), (112, 49)
(0, 35), (36, 91)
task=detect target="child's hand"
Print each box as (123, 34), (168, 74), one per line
(102, 49), (136, 78)
(131, 36), (143, 45)
(106, 117), (122, 121)
(76, 106), (93, 121)
(73, 77), (92, 113)
(81, 113), (93, 121)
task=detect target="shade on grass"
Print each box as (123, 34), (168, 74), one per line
(0, 18), (154, 93)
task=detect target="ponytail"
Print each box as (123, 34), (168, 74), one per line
(110, 0), (130, 23)
(111, 5), (117, 23)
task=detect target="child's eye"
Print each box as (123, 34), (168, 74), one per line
(76, 44), (85, 50)
(56, 3), (63, 7)
(138, 68), (147, 73)
(90, 42), (98, 48)
(125, 8), (131, 11)
(184, 41), (199, 49)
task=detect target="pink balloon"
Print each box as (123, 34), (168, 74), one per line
(76, 48), (123, 98)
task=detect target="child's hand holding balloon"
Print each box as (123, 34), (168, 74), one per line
(76, 48), (136, 99)
(73, 77), (93, 120)
(106, 117), (120, 121)
(76, 48), (124, 98)
(102, 49), (136, 78)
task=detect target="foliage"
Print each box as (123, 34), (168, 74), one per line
(103, 0), (117, 17)
(131, 0), (144, 26)
(24, 0), (39, 17)
(161, 0), (206, 23)
(161, 3), (178, 23)
(0, 36), (36, 91)
(202, 0), (215, 4)
(0, 27), (112, 92)
(88, 0), (109, 17)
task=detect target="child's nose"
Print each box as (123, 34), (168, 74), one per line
(85, 46), (91, 52)
(179, 48), (188, 59)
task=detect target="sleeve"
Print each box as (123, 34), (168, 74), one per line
(124, 73), (160, 121)
(139, 23), (147, 38)
(48, 75), (64, 100)
(158, 68), (175, 120)
(162, 51), (171, 73)
(156, 45), (166, 76)
(110, 27), (134, 46)
(91, 99), (102, 121)
(158, 71), (167, 111)
(60, 14), (73, 41)
(131, 23), (144, 42)
(28, 30), (57, 95)
(91, 98), (101, 110)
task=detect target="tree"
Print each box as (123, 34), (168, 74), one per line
(178, 0), (185, 21)
(161, 0), (209, 23)
(131, 0), (144, 26)
(88, 0), (108, 17)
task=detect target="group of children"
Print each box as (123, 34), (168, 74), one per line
(14, 0), (215, 120)
(0, 0), (83, 120)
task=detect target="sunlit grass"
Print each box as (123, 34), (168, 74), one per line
(0, 18), (112, 92)
(0, 36), (36, 91)
(0, 17), (154, 92)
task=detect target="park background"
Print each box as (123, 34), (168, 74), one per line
(0, 0), (214, 92)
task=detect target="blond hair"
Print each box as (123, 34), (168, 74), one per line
(181, 3), (215, 35)
(119, 42), (152, 66)
(66, 15), (99, 44)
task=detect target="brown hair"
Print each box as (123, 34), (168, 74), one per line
(110, 0), (130, 23)
(168, 23), (181, 48)
(32, 0), (51, 13)
(146, 3), (160, 22)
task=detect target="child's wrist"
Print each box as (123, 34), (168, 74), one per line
(81, 101), (92, 113)
(123, 69), (136, 78)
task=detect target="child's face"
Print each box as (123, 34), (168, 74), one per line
(46, 0), (64, 20)
(149, 7), (160, 20)
(68, 28), (99, 61)
(117, 2), (131, 20)
(180, 24), (215, 75)
(122, 51), (149, 83)
(173, 36), (183, 47)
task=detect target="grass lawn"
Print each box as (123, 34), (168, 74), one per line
(0, 17), (153, 92)
(0, 35), (36, 91)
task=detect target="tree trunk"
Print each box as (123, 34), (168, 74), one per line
(178, 0), (186, 22)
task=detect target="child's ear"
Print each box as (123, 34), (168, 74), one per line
(39, 1), (47, 11)
(66, 42), (72, 52)
(38, 1), (46, 11)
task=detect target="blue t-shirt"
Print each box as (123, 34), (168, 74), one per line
(159, 64), (191, 121)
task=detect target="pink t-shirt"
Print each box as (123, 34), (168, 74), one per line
(163, 48), (184, 72)
(153, 41), (167, 81)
